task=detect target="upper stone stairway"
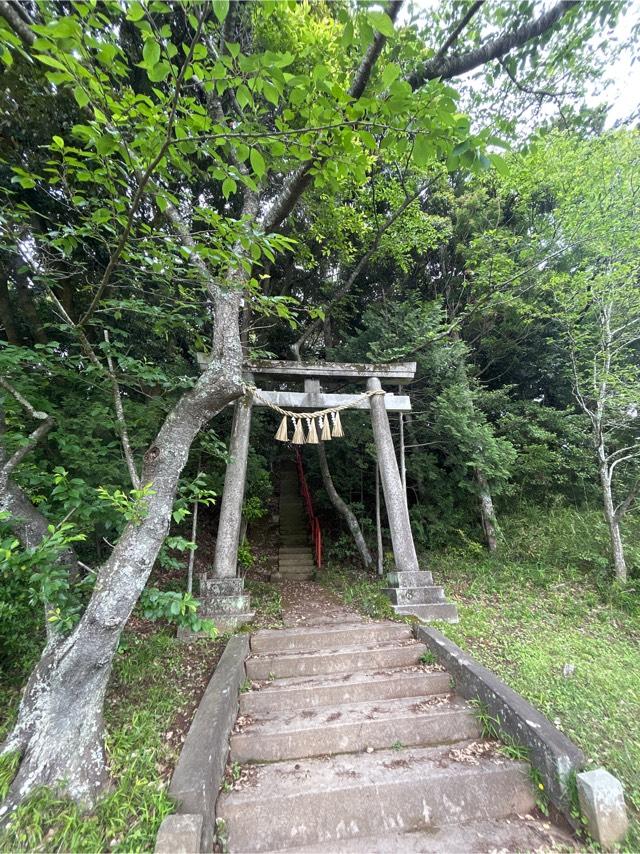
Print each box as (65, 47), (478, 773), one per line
(277, 461), (315, 581)
(217, 615), (571, 852)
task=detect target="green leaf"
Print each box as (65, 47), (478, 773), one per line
(127, 1), (146, 21)
(73, 86), (90, 108)
(250, 147), (266, 178)
(413, 134), (433, 167)
(381, 62), (401, 88)
(359, 130), (377, 151)
(147, 60), (171, 82)
(35, 55), (69, 71)
(489, 153), (510, 177)
(341, 19), (353, 48)
(367, 10), (395, 38)
(142, 38), (160, 67)
(452, 139), (471, 156)
(263, 80), (279, 106)
(222, 177), (237, 199)
(212, 0), (229, 23)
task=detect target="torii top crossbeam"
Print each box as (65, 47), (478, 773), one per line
(196, 357), (417, 413)
(245, 360), (417, 385)
(247, 360), (416, 413)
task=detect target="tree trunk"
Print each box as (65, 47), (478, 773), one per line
(317, 442), (373, 569)
(475, 467), (498, 552)
(0, 292), (243, 817)
(598, 456), (627, 582)
(0, 274), (21, 344)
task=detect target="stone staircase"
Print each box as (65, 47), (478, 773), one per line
(217, 620), (567, 852)
(277, 461), (315, 581)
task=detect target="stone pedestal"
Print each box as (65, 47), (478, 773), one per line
(577, 768), (629, 848)
(384, 569), (458, 623)
(197, 573), (254, 632)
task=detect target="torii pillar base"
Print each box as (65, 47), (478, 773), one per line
(199, 395), (255, 632)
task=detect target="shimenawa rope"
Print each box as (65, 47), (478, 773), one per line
(242, 384), (386, 444)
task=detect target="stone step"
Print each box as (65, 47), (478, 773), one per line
(384, 586), (445, 606)
(387, 570), (434, 588)
(217, 743), (536, 852)
(278, 572), (314, 580)
(276, 567), (314, 575)
(394, 603), (459, 623)
(279, 563), (316, 571)
(246, 641), (427, 680)
(285, 816), (573, 853)
(278, 562), (316, 575)
(279, 547), (312, 554)
(251, 622), (412, 654)
(230, 695), (478, 762)
(240, 667), (451, 714)
(278, 555), (315, 569)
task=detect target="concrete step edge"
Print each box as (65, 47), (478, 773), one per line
(239, 669), (451, 713)
(217, 745), (536, 852)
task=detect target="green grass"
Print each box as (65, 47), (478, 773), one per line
(244, 578), (283, 623)
(324, 506), (640, 849)
(0, 630), (222, 853)
(318, 564), (398, 620)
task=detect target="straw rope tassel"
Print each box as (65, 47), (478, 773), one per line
(274, 415), (289, 442)
(320, 415), (332, 441)
(331, 410), (344, 438)
(306, 416), (319, 444)
(292, 417), (305, 444)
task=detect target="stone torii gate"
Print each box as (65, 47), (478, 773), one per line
(196, 359), (457, 627)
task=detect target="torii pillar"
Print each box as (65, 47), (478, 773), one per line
(367, 376), (420, 574)
(197, 393), (255, 630)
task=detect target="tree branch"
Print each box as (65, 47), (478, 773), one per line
(434, 1), (485, 63)
(615, 476), (640, 520)
(0, 0), (35, 46)
(103, 330), (140, 489)
(0, 418), (54, 480)
(0, 376), (49, 421)
(408, 0), (574, 87)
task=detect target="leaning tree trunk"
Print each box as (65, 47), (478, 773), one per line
(598, 457), (627, 582)
(0, 291), (244, 818)
(317, 441), (373, 569)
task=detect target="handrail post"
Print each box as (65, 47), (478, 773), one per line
(294, 448), (323, 569)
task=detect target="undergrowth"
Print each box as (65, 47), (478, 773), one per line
(0, 630), (222, 853)
(319, 564), (397, 620)
(244, 578), (283, 623)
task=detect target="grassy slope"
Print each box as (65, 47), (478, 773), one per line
(0, 629), (223, 853)
(322, 506), (640, 850)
